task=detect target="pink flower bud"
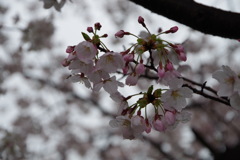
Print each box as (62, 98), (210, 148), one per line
(66, 46), (75, 53)
(123, 65), (129, 74)
(165, 26), (178, 33)
(61, 58), (70, 67)
(166, 62), (174, 71)
(164, 111), (176, 125)
(101, 34), (108, 38)
(153, 119), (166, 132)
(94, 22), (102, 30)
(138, 16), (144, 24)
(135, 63), (145, 75)
(179, 52), (187, 61)
(123, 53), (134, 62)
(157, 66), (165, 78)
(169, 26), (178, 33)
(126, 74), (138, 86)
(115, 30), (126, 38)
(145, 119), (152, 133)
(87, 27), (93, 33)
(158, 27), (162, 33)
(174, 44), (184, 53)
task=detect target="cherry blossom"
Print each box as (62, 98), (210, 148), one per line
(68, 59), (94, 75)
(93, 76), (123, 94)
(125, 74), (138, 86)
(96, 52), (124, 73)
(162, 78), (193, 111)
(75, 41), (97, 63)
(212, 65), (240, 97)
(109, 115), (146, 140)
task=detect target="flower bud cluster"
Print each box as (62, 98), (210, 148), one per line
(62, 23), (125, 94)
(63, 17), (193, 140)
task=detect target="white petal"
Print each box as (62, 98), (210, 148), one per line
(230, 93), (240, 110)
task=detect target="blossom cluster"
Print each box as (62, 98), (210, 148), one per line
(213, 65), (240, 110)
(62, 16), (194, 139)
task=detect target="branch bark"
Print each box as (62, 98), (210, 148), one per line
(128, 0), (240, 39)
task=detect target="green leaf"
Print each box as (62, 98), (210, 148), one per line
(152, 99), (161, 107)
(147, 85), (153, 95)
(81, 32), (91, 41)
(153, 89), (162, 98)
(137, 38), (144, 45)
(137, 98), (148, 108)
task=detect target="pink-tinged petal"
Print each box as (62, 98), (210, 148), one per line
(135, 63), (145, 75)
(153, 119), (166, 132)
(157, 66), (165, 78)
(164, 111), (176, 125)
(126, 74), (138, 86)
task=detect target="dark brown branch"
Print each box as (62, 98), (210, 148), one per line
(128, 0), (240, 39)
(183, 84), (230, 106)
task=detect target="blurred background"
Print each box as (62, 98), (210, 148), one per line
(0, 0), (240, 159)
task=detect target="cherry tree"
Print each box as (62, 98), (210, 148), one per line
(0, 0), (240, 160)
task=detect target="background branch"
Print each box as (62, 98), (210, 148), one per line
(128, 0), (240, 39)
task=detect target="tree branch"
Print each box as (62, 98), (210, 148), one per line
(128, 0), (240, 39)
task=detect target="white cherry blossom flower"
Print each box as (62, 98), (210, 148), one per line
(162, 78), (193, 111)
(75, 41), (97, 63)
(212, 65), (240, 97)
(93, 76), (123, 94)
(68, 59), (94, 75)
(109, 115), (146, 140)
(96, 52), (124, 73)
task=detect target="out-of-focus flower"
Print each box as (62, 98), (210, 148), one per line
(68, 74), (91, 89)
(230, 92), (240, 110)
(109, 115), (146, 140)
